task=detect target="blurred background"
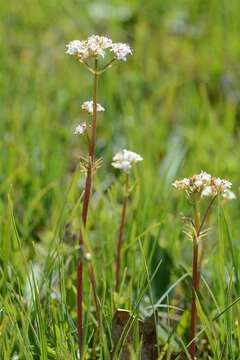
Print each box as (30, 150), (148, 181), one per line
(2, 0), (240, 232)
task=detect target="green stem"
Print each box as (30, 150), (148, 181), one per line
(189, 200), (200, 359)
(197, 195), (217, 237)
(98, 58), (116, 74)
(189, 195), (217, 359)
(115, 173), (129, 293)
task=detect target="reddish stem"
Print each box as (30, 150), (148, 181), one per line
(77, 60), (99, 353)
(88, 263), (100, 322)
(115, 174), (129, 293)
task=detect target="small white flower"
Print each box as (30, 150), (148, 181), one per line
(112, 160), (132, 172)
(222, 179), (232, 189)
(113, 149), (143, 163)
(66, 40), (88, 58)
(222, 190), (236, 200)
(201, 186), (215, 198)
(214, 178), (223, 187)
(81, 101), (105, 114)
(194, 179), (203, 188)
(112, 149), (143, 172)
(199, 171), (212, 182)
(84, 252), (92, 261)
(74, 123), (86, 135)
(172, 178), (190, 190)
(212, 178), (232, 193)
(87, 35), (113, 58)
(111, 42), (132, 61)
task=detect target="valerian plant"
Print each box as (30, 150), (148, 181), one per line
(111, 149), (143, 293)
(66, 35), (132, 354)
(173, 171), (235, 359)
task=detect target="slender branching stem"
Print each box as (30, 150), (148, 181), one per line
(81, 57), (116, 75)
(197, 195), (217, 237)
(80, 59), (96, 74)
(115, 173), (129, 293)
(98, 58), (116, 74)
(77, 59), (99, 353)
(197, 196), (217, 287)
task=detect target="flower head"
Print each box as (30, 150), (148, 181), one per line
(112, 149), (143, 172)
(66, 35), (132, 62)
(66, 40), (89, 58)
(66, 36), (112, 60)
(222, 189), (236, 200)
(87, 35), (113, 58)
(173, 171), (233, 199)
(74, 122), (87, 135)
(81, 100), (105, 114)
(110, 42), (132, 61)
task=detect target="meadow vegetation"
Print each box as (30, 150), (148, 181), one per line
(1, 0), (240, 358)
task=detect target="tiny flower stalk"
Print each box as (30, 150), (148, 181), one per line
(112, 149), (143, 293)
(66, 35), (132, 352)
(173, 172), (235, 359)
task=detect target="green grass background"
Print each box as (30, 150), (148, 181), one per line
(1, 0), (240, 358)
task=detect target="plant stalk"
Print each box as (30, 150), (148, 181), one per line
(77, 59), (99, 352)
(189, 195), (217, 359)
(115, 173), (129, 293)
(189, 241), (199, 359)
(189, 200), (200, 359)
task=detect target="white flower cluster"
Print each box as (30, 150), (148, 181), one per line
(173, 171), (235, 200)
(66, 35), (132, 61)
(74, 122), (86, 135)
(112, 149), (143, 172)
(81, 100), (105, 114)
(110, 42), (132, 61)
